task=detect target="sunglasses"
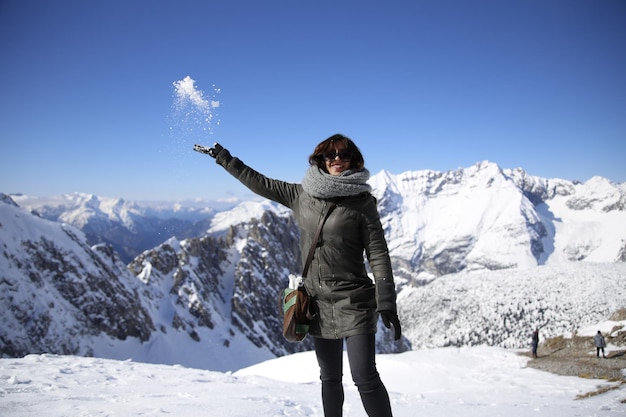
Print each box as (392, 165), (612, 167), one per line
(323, 150), (352, 162)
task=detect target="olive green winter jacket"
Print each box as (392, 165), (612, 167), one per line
(215, 149), (397, 339)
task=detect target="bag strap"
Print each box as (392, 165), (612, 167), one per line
(301, 202), (337, 279)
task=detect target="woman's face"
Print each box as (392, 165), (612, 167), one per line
(323, 147), (352, 176)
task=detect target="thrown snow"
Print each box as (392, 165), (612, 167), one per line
(1, 347), (624, 417)
(173, 76), (219, 110)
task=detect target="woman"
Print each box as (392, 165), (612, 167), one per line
(205, 133), (401, 417)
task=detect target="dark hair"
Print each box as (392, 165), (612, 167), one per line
(308, 133), (365, 171)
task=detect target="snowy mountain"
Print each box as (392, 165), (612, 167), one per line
(370, 162), (625, 283)
(1, 161), (625, 371)
(10, 193), (232, 263)
(0, 195), (321, 371)
(0, 194), (153, 358)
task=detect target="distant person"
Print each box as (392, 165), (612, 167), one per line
(594, 330), (607, 358)
(531, 329), (539, 358)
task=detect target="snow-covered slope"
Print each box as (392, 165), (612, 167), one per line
(0, 194), (153, 357)
(369, 162), (625, 282)
(2, 346), (626, 417)
(0, 195), (288, 370)
(399, 262), (626, 349)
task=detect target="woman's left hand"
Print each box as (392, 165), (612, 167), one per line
(380, 311), (402, 340)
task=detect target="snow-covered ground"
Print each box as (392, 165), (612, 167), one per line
(1, 346), (624, 417)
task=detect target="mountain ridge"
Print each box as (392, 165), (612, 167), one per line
(2, 161), (624, 371)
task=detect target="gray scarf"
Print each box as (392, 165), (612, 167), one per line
(301, 165), (371, 199)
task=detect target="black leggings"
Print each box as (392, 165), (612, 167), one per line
(313, 334), (393, 417)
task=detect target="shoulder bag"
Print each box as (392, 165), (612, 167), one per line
(281, 203), (337, 342)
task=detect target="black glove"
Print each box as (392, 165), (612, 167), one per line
(207, 142), (223, 158)
(202, 142), (232, 166)
(380, 310), (402, 340)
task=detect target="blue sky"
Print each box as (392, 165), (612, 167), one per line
(1, 0), (624, 201)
